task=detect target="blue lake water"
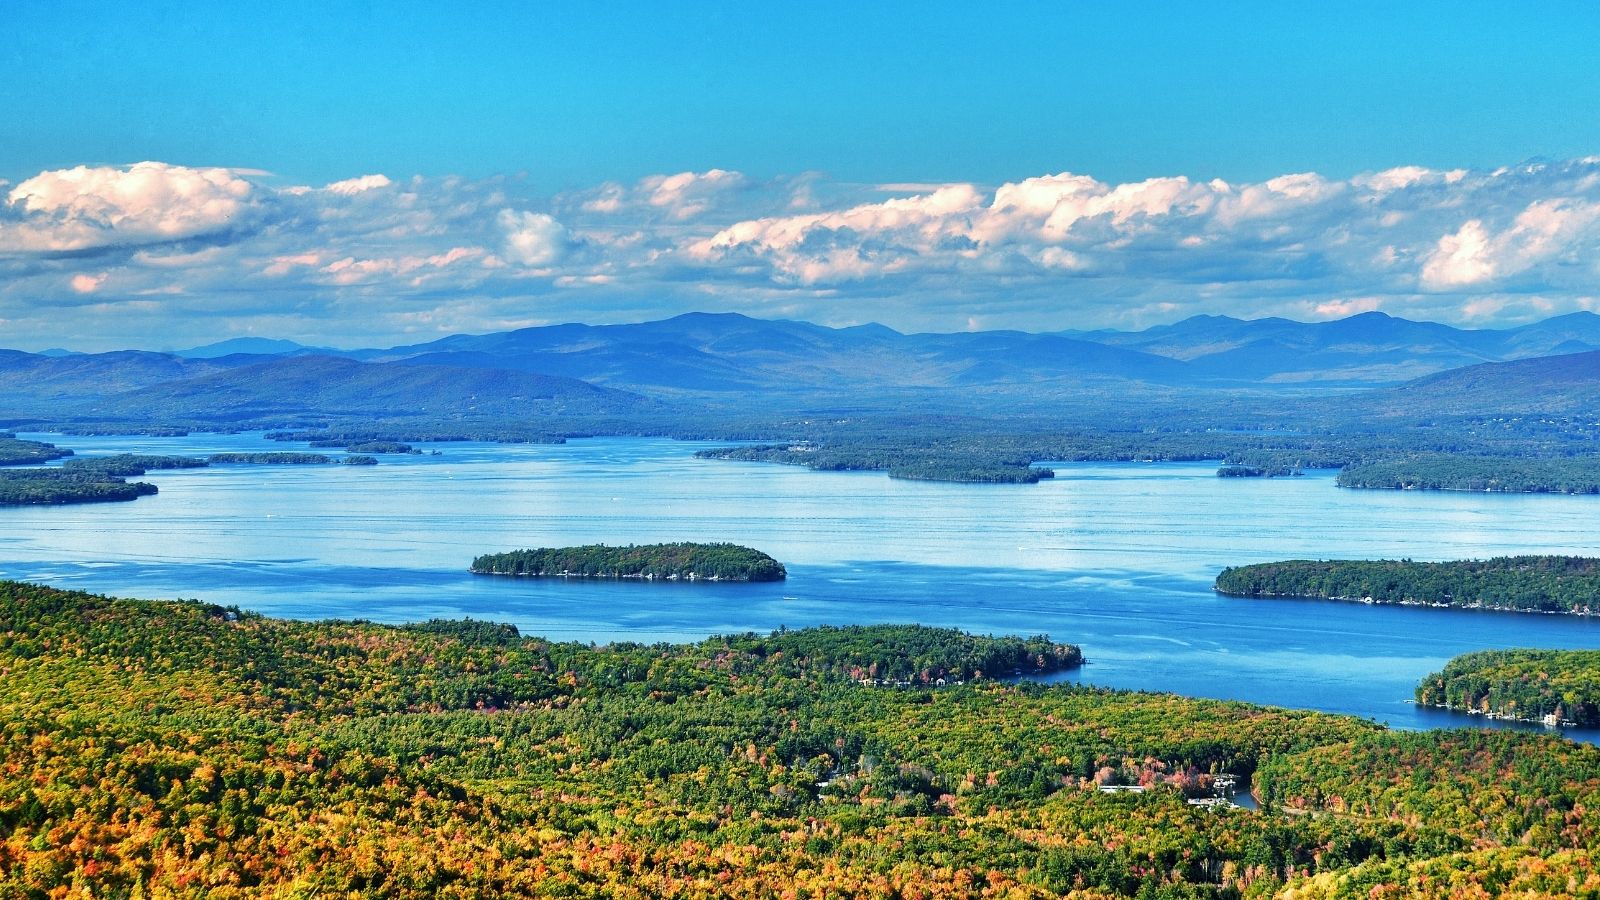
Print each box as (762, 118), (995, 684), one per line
(5, 432), (1600, 738)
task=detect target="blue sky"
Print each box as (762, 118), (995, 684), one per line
(4, 2), (1600, 349)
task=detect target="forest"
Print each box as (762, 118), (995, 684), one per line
(0, 468), (157, 504)
(689, 415), (1600, 487)
(0, 433), (71, 466)
(1336, 454), (1600, 493)
(1416, 648), (1600, 726)
(471, 542), (788, 582)
(1214, 556), (1600, 614)
(64, 453), (208, 477)
(207, 452), (375, 465)
(1, 580), (1598, 898)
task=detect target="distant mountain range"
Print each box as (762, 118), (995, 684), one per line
(3, 310), (1598, 425)
(350, 313), (1192, 394)
(1062, 310), (1600, 385)
(345, 309), (1600, 393)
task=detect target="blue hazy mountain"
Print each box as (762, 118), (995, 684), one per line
(3, 310), (1599, 425)
(1061, 310), (1600, 385)
(0, 352), (650, 420)
(340, 309), (1600, 392)
(354, 312), (1195, 393)
(173, 337), (333, 358)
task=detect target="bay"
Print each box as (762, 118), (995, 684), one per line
(4, 432), (1600, 737)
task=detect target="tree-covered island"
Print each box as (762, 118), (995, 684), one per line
(1416, 648), (1600, 727)
(472, 542), (787, 581)
(0, 468), (158, 505)
(208, 452), (375, 465)
(1215, 556), (1600, 614)
(63, 453), (208, 476)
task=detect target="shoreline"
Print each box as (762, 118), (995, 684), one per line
(1216, 589), (1597, 618)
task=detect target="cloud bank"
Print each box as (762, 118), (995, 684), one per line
(3, 158), (1600, 349)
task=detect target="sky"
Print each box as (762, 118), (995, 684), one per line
(4, 1), (1600, 350)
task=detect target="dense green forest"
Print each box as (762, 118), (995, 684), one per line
(1, 581), (1598, 898)
(1416, 649), (1600, 726)
(64, 453), (208, 476)
(0, 433), (71, 465)
(208, 452), (335, 464)
(1216, 465), (1301, 478)
(693, 444), (1053, 484)
(207, 452), (378, 465)
(0, 468), (157, 504)
(309, 439), (421, 454)
(1336, 454), (1600, 493)
(1215, 556), (1600, 614)
(1252, 729), (1600, 896)
(267, 427), (568, 445)
(472, 543), (788, 582)
(689, 416), (1600, 486)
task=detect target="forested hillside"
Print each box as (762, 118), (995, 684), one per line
(2, 581), (1599, 897)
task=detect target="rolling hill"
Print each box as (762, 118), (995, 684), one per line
(1065, 310), (1600, 385)
(1359, 349), (1600, 417)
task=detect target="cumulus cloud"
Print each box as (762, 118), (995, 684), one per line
(7, 155), (1600, 350)
(1, 161), (255, 253)
(1421, 199), (1600, 289)
(498, 210), (567, 266)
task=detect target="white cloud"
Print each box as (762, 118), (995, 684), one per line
(7, 155), (1600, 349)
(70, 272), (107, 294)
(1420, 199), (1600, 289)
(498, 209), (567, 266)
(2, 161), (255, 253)
(1421, 220), (1495, 288)
(642, 168), (745, 219)
(571, 168), (749, 220)
(324, 174), (392, 195)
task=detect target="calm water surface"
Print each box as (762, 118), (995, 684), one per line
(5, 432), (1600, 737)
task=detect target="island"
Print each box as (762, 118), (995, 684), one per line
(208, 452), (335, 464)
(1215, 556), (1600, 614)
(1416, 649), (1600, 727)
(694, 444), (1052, 484)
(472, 541), (787, 581)
(309, 439), (420, 454)
(63, 453), (207, 476)
(0, 468), (158, 504)
(3, 578), (1599, 898)
(207, 452), (375, 465)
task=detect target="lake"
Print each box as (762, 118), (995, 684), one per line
(5, 432), (1600, 737)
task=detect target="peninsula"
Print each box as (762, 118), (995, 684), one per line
(1417, 649), (1600, 727)
(1215, 556), (1600, 614)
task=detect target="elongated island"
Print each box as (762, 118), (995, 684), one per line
(1215, 556), (1600, 614)
(471, 542), (788, 582)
